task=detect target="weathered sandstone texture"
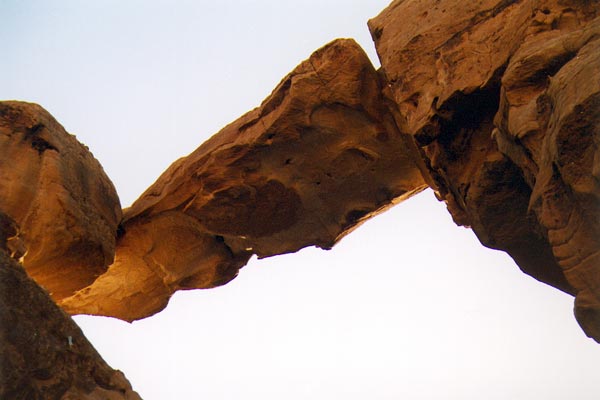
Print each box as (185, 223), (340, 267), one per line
(0, 101), (121, 300)
(1, 0), (599, 357)
(369, 0), (599, 340)
(59, 39), (428, 321)
(0, 250), (141, 399)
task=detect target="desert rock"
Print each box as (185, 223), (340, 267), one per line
(369, 0), (599, 339)
(0, 101), (122, 300)
(59, 39), (427, 321)
(2, 0), (598, 345)
(0, 251), (141, 399)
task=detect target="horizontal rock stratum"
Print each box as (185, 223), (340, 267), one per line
(1, 1), (599, 398)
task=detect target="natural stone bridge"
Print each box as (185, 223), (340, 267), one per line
(1, 0), (598, 398)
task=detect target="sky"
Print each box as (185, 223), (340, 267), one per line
(2, 1), (600, 399)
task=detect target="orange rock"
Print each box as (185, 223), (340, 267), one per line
(60, 38), (427, 321)
(4, 0), (599, 344)
(0, 101), (121, 300)
(369, 0), (599, 340)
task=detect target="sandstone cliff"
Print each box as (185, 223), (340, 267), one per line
(369, 0), (599, 341)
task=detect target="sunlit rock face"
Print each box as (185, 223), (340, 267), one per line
(59, 39), (427, 322)
(1, 0), (598, 345)
(0, 101), (121, 300)
(369, 0), (600, 340)
(0, 251), (141, 399)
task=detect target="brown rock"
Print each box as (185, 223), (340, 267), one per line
(0, 101), (122, 300)
(4, 0), (598, 345)
(61, 211), (249, 320)
(369, 0), (600, 340)
(0, 251), (141, 399)
(60, 38), (427, 321)
(504, 19), (600, 340)
(0, 211), (24, 259)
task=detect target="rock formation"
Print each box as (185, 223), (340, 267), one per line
(1, 4), (599, 395)
(56, 0), (599, 340)
(0, 242), (141, 399)
(0, 101), (121, 300)
(368, 0), (599, 341)
(58, 39), (428, 321)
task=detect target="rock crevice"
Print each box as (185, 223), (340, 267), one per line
(369, 0), (599, 339)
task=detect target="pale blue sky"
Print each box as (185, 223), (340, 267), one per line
(3, 1), (599, 399)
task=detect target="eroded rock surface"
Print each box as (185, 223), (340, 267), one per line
(0, 101), (121, 300)
(0, 251), (141, 399)
(2, 0), (598, 346)
(59, 39), (427, 321)
(369, 0), (599, 340)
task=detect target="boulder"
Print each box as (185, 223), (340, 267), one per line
(0, 251), (141, 399)
(0, 101), (122, 300)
